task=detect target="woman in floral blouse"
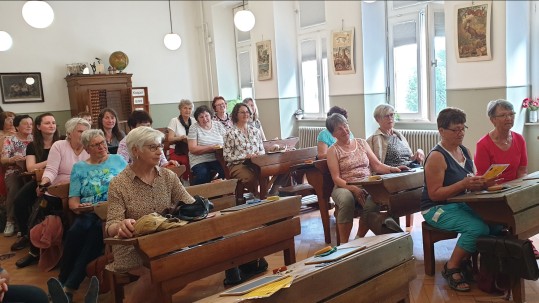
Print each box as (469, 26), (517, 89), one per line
(1, 115), (33, 236)
(223, 103), (265, 196)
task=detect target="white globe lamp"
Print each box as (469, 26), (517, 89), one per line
(164, 33), (182, 51)
(22, 1), (55, 29)
(0, 31), (13, 51)
(234, 10), (255, 32)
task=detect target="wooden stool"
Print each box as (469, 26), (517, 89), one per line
(422, 221), (458, 276)
(105, 269), (139, 303)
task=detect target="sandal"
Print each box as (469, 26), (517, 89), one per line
(442, 263), (471, 292)
(460, 259), (475, 283)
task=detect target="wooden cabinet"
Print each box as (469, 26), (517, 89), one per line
(65, 74), (134, 126)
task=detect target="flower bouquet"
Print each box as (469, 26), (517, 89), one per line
(523, 97), (539, 122)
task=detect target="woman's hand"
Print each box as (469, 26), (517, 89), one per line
(412, 149), (425, 163)
(462, 175), (486, 192)
(348, 186), (366, 207)
(117, 219), (136, 238)
(164, 160), (179, 167)
(0, 278), (8, 302)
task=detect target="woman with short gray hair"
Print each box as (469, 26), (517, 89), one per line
(326, 113), (407, 243)
(367, 104), (424, 167)
(167, 99), (195, 184)
(81, 129), (105, 149)
(106, 126), (194, 303)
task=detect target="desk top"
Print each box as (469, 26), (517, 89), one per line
(348, 168), (424, 194)
(248, 146), (317, 168)
(263, 137), (299, 152)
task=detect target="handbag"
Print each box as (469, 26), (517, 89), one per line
(476, 236), (539, 281)
(161, 195), (214, 221)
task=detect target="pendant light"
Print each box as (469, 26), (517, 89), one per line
(22, 1), (55, 29)
(163, 0), (182, 50)
(234, 0), (255, 32)
(0, 31), (13, 51)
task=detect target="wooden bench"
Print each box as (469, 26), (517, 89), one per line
(197, 233), (415, 303)
(104, 195), (302, 303)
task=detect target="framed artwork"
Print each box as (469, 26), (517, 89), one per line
(256, 40), (272, 81)
(0, 72), (44, 104)
(455, 1), (492, 62)
(332, 28), (355, 75)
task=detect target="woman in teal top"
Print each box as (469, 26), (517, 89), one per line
(317, 106), (354, 159)
(57, 129), (127, 300)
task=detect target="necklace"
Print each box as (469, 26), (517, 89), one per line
(491, 131), (512, 145)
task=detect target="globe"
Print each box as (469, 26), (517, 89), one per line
(109, 51), (129, 72)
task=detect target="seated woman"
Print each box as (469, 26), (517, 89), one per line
(212, 96), (232, 129)
(117, 110), (177, 167)
(167, 99), (195, 184)
(12, 113), (60, 252)
(1, 114), (33, 237)
(16, 118), (91, 269)
(223, 103), (265, 196)
(0, 111), (16, 203)
(367, 104), (424, 167)
(326, 113), (406, 244)
(188, 105), (226, 185)
(98, 108), (125, 154)
(56, 129), (127, 300)
(422, 107), (498, 292)
(243, 98), (266, 140)
(106, 127), (195, 303)
(317, 106), (354, 160)
(474, 99), (538, 257)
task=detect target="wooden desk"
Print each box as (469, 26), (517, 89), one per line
(262, 137), (299, 152)
(104, 196), (302, 303)
(247, 147), (317, 199)
(197, 233), (415, 303)
(448, 178), (539, 303)
(349, 169), (424, 227)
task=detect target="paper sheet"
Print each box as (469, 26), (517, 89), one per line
(482, 164), (509, 180)
(239, 276), (294, 300)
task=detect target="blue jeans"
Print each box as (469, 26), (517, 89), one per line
(59, 212), (104, 290)
(3, 284), (49, 303)
(191, 161), (225, 185)
(422, 203), (500, 253)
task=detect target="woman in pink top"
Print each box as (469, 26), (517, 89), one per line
(326, 113), (407, 243)
(474, 99), (537, 257)
(38, 117), (91, 199)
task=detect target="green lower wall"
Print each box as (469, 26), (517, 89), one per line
(19, 110), (72, 134)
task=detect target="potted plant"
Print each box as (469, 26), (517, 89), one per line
(522, 97), (539, 123)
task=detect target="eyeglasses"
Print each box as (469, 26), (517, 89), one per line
(89, 141), (107, 149)
(494, 112), (516, 119)
(382, 113), (395, 120)
(144, 143), (164, 152)
(445, 125), (468, 134)
(215, 103), (227, 108)
(238, 111), (251, 115)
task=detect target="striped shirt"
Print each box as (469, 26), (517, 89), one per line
(187, 121), (226, 167)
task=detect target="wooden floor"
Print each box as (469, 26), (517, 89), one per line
(2, 207), (539, 303)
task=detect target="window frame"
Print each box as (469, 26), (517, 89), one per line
(386, 2), (446, 123)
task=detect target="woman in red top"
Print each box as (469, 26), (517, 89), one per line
(474, 99), (536, 257)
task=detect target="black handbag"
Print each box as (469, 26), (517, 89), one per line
(476, 236), (539, 281)
(162, 195), (214, 222)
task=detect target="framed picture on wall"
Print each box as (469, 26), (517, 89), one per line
(455, 1), (492, 62)
(0, 72), (45, 103)
(256, 40), (272, 81)
(332, 28), (355, 75)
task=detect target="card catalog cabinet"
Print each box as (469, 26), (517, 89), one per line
(65, 74), (133, 126)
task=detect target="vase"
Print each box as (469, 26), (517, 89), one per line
(530, 111), (538, 123)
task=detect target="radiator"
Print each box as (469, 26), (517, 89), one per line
(396, 129), (440, 153)
(298, 126), (325, 149)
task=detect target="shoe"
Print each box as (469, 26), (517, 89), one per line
(223, 268), (243, 286)
(239, 258), (268, 276)
(47, 277), (69, 303)
(3, 221), (15, 237)
(11, 236), (30, 251)
(383, 217), (404, 233)
(15, 253), (39, 268)
(532, 242), (539, 259)
(442, 263), (470, 292)
(85, 276), (99, 303)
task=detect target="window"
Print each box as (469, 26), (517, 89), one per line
(297, 1), (329, 118)
(387, 2), (446, 122)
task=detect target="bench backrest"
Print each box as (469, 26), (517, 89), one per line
(185, 179), (238, 211)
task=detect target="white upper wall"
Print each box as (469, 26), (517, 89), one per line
(0, 1), (208, 113)
(445, 0), (507, 90)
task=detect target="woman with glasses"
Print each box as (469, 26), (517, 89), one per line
(212, 96), (232, 129)
(422, 107), (498, 292)
(242, 98), (266, 141)
(367, 104), (424, 168)
(473, 100), (538, 257)
(106, 127), (195, 303)
(223, 103), (264, 196)
(55, 129), (126, 301)
(317, 106), (354, 160)
(167, 99), (195, 184)
(326, 113), (406, 244)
